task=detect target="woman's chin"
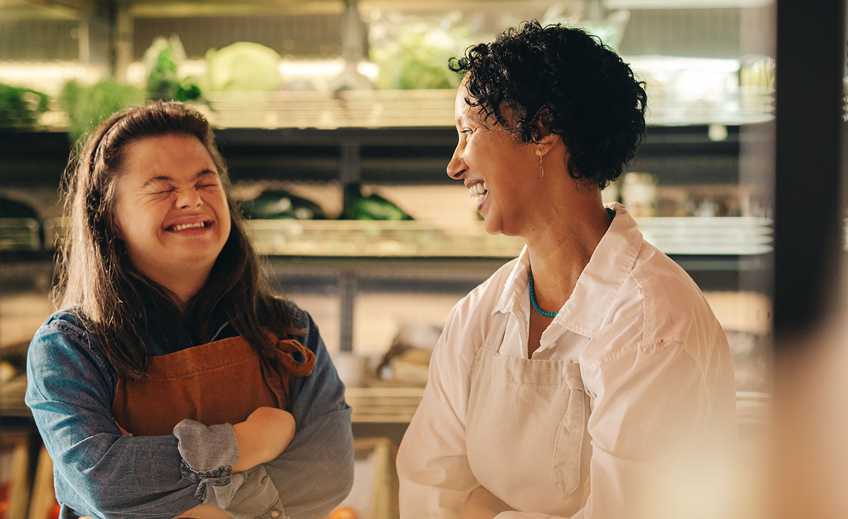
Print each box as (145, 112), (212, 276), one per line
(482, 211), (525, 238)
(147, 251), (220, 280)
(482, 213), (505, 236)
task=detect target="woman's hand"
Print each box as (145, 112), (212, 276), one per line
(231, 407), (296, 473)
(462, 486), (512, 519)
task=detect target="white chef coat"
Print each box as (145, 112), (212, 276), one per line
(396, 203), (737, 519)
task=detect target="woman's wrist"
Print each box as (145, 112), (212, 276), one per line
(231, 420), (260, 473)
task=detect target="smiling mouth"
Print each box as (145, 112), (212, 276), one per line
(165, 220), (214, 232)
(468, 181), (489, 207)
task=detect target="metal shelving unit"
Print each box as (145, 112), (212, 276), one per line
(1, 0), (778, 434)
(1, 119), (773, 356)
(2, 124), (749, 185)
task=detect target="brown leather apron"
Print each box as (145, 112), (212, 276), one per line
(112, 336), (315, 436)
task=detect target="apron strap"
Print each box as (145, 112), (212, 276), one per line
(479, 317), (509, 354)
(564, 362), (585, 392)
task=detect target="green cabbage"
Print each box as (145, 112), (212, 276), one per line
(203, 42), (282, 92)
(372, 22), (471, 90)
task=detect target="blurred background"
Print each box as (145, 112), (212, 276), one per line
(0, 1), (844, 518)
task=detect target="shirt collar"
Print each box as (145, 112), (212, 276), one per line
(494, 245), (532, 316)
(493, 203), (644, 338)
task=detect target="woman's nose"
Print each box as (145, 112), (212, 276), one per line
(446, 145), (467, 181)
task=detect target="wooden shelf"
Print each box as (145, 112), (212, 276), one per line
(346, 386), (424, 424)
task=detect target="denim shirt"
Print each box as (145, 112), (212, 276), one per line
(25, 306), (354, 519)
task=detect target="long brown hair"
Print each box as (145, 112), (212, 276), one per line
(56, 101), (300, 379)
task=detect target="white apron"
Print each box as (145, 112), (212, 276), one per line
(465, 333), (592, 516)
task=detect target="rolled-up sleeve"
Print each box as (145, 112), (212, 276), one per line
(397, 301), (480, 519)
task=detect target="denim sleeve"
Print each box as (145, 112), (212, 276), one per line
(262, 311), (355, 519)
(174, 419), (284, 519)
(25, 316), (218, 519)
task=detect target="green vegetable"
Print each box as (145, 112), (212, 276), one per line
(0, 194), (42, 251)
(341, 184), (413, 221)
(59, 79), (144, 142)
(203, 42), (282, 92)
(0, 83), (49, 128)
(0, 195), (39, 219)
(240, 189), (327, 220)
(372, 24), (471, 90)
(144, 36), (204, 102)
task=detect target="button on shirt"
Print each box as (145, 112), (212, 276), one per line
(397, 203), (737, 518)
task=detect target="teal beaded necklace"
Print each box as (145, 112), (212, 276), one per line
(528, 272), (558, 318)
(528, 208), (615, 319)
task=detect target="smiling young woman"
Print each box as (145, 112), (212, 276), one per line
(26, 102), (353, 519)
(112, 133), (232, 305)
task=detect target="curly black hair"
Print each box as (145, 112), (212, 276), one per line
(449, 21), (647, 188)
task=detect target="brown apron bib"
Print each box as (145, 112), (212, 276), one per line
(112, 336), (315, 436)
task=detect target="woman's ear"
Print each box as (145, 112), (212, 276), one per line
(534, 133), (560, 159)
(530, 107), (561, 159)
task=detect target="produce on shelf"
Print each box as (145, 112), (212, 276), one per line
(0, 83), (49, 129)
(740, 56), (775, 91)
(369, 13), (472, 90)
(541, 0), (630, 51)
(341, 184), (413, 221)
(0, 195), (39, 220)
(239, 188), (327, 220)
(203, 42), (282, 92)
(59, 80), (144, 141)
(144, 36), (204, 103)
(0, 194), (42, 250)
(59, 36), (203, 142)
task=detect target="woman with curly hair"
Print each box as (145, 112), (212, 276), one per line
(397, 22), (736, 519)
